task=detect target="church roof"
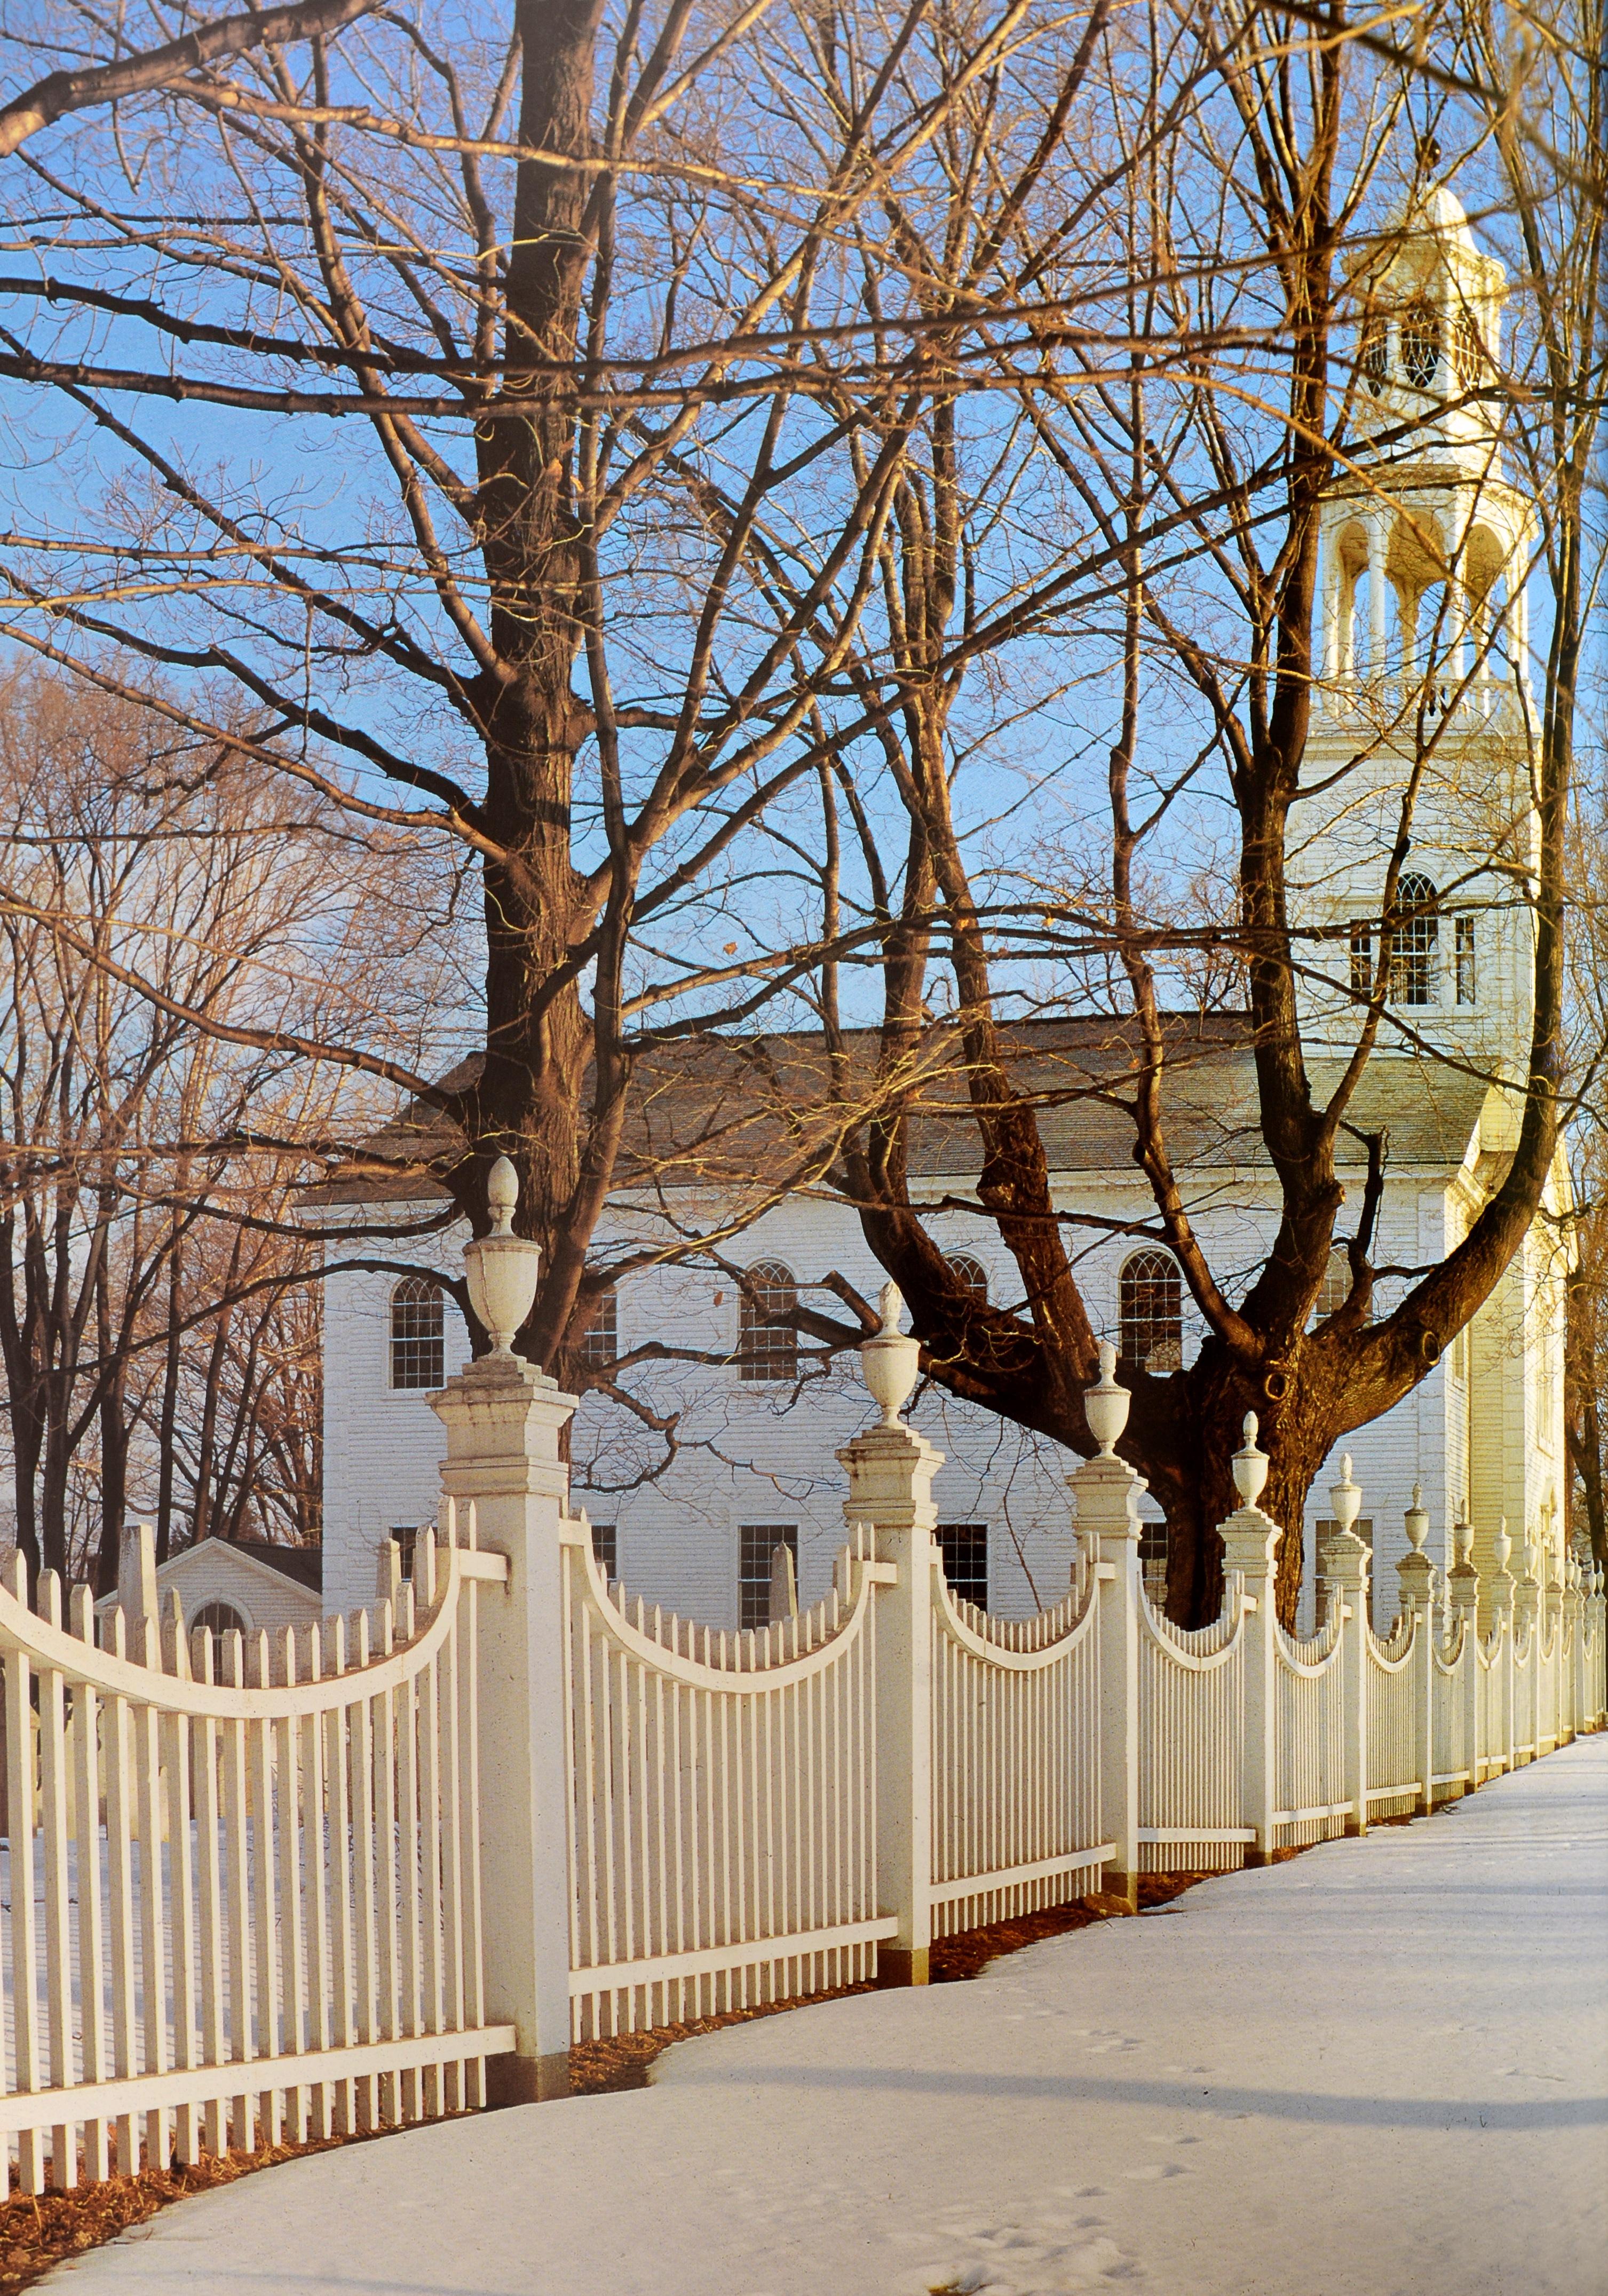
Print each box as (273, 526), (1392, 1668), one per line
(309, 1016), (1488, 1208)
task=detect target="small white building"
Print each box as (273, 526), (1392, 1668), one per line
(313, 187), (1570, 1636)
(95, 1534), (323, 1641)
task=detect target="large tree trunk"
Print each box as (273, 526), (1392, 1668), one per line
(446, 1), (607, 1382)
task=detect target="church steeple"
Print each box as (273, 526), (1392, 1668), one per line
(1297, 183), (1538, 1069)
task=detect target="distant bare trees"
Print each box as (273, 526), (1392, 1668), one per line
(0, 670), (460, 1587)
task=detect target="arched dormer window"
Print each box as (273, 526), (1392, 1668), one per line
(738, 1262), (798, 1382)
(1119, 1249), (1183, 1374)
(1389, 873), (1439, 1007)
(390, 1274), (445, 1390)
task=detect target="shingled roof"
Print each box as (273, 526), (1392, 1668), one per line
(308, 1015), (1488, 1207)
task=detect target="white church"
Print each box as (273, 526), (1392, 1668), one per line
(308, 187), (1569, 1641)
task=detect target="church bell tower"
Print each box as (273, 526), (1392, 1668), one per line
(1293, 185), (1569, 1600)
(1296, 185), (1539, 1070)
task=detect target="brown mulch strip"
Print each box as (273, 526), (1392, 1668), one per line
(567, 1870), (1211, 2096)
(0, 1867), (1230, 2287)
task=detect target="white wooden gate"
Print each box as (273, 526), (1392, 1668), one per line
(565, 1523), (888, 2038)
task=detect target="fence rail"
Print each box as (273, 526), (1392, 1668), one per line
(3, 1222), (1604, 2197)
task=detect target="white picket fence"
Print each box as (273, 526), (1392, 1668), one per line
(2, 1249), (1603, 2189)
(554, 1350), (1605, 2042)
(0, 1517), (511, 2192)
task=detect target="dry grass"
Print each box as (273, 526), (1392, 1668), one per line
(0, 1870), (1221, 2289)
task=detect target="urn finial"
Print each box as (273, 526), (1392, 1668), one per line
(463, 1154), (542, 1360)
(1329, 1453), (1363, 1534)
(1084, 1340), (1129, 1456)
(860, 1281), (920, 1426)
(1404, 1482), (1429, 1554)
(1232, 1413), (1270, 1509)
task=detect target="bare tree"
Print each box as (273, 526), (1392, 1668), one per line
(0, 668), (457, 1586)
(0, 0), (1165, 1396)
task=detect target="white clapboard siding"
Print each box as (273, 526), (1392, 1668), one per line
(0, 1514), (511, 2195)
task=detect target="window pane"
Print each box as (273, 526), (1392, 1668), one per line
(1138, 1519), (1168, 1604)
(1389, 875), (1438, 1007)
(1119, 1250), (1182, 1373)
(739, 1263), (798, 1382)
(582, 1285), (618, 1367)
(1316, 1248), (1351, 1320)
(1455, 916), (1476, 1006)
(949, 1256), (988, 1303)
(590, 1521), (618, 1581)
(390, 1278), (445, 1390)
(937, 1523), (989, 1610)
(192, 1601), (247, 1640)
(739, 1525), (798, 1631)
(1350, 923), (1373, 997)
(1400, 300), (1441, 389)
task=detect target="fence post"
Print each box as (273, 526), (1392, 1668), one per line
(1486, 1520), (1516, 1775)
(1563, 1558), (1583, 1742)
(840, 1284), (941, 1988)
(1543, 1551), (1565, 1747)
(430, 1158), (574, 2104)
(1067, 1344), (1146, 1911)
(1591, 1566), (1608, 1725)
(1217, 1414), (1282, 1869)
(1447, 1515), (1480, 1790)
(1325, 1456), (1371, 1836)
(1396, 1485), (1436, 1812)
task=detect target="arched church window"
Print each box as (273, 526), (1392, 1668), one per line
(1359, 315), (1389, 393)
(1446, 306), (1481, 388)
(1389, 874), (1439, 1007)
(390, 1275), (445, 1389)
(1119, 1250), (1183, 1374)
(949, 1255), (989, 1303)
(1400, 300), (1443, 390)
(739, 1262), (798, 1382)
(192, 1600), (248, 1641)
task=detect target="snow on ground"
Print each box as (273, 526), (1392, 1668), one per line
(46, 1738), (1608, 2296)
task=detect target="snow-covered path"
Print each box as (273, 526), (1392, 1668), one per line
(47, 1737), (1608, 2296)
